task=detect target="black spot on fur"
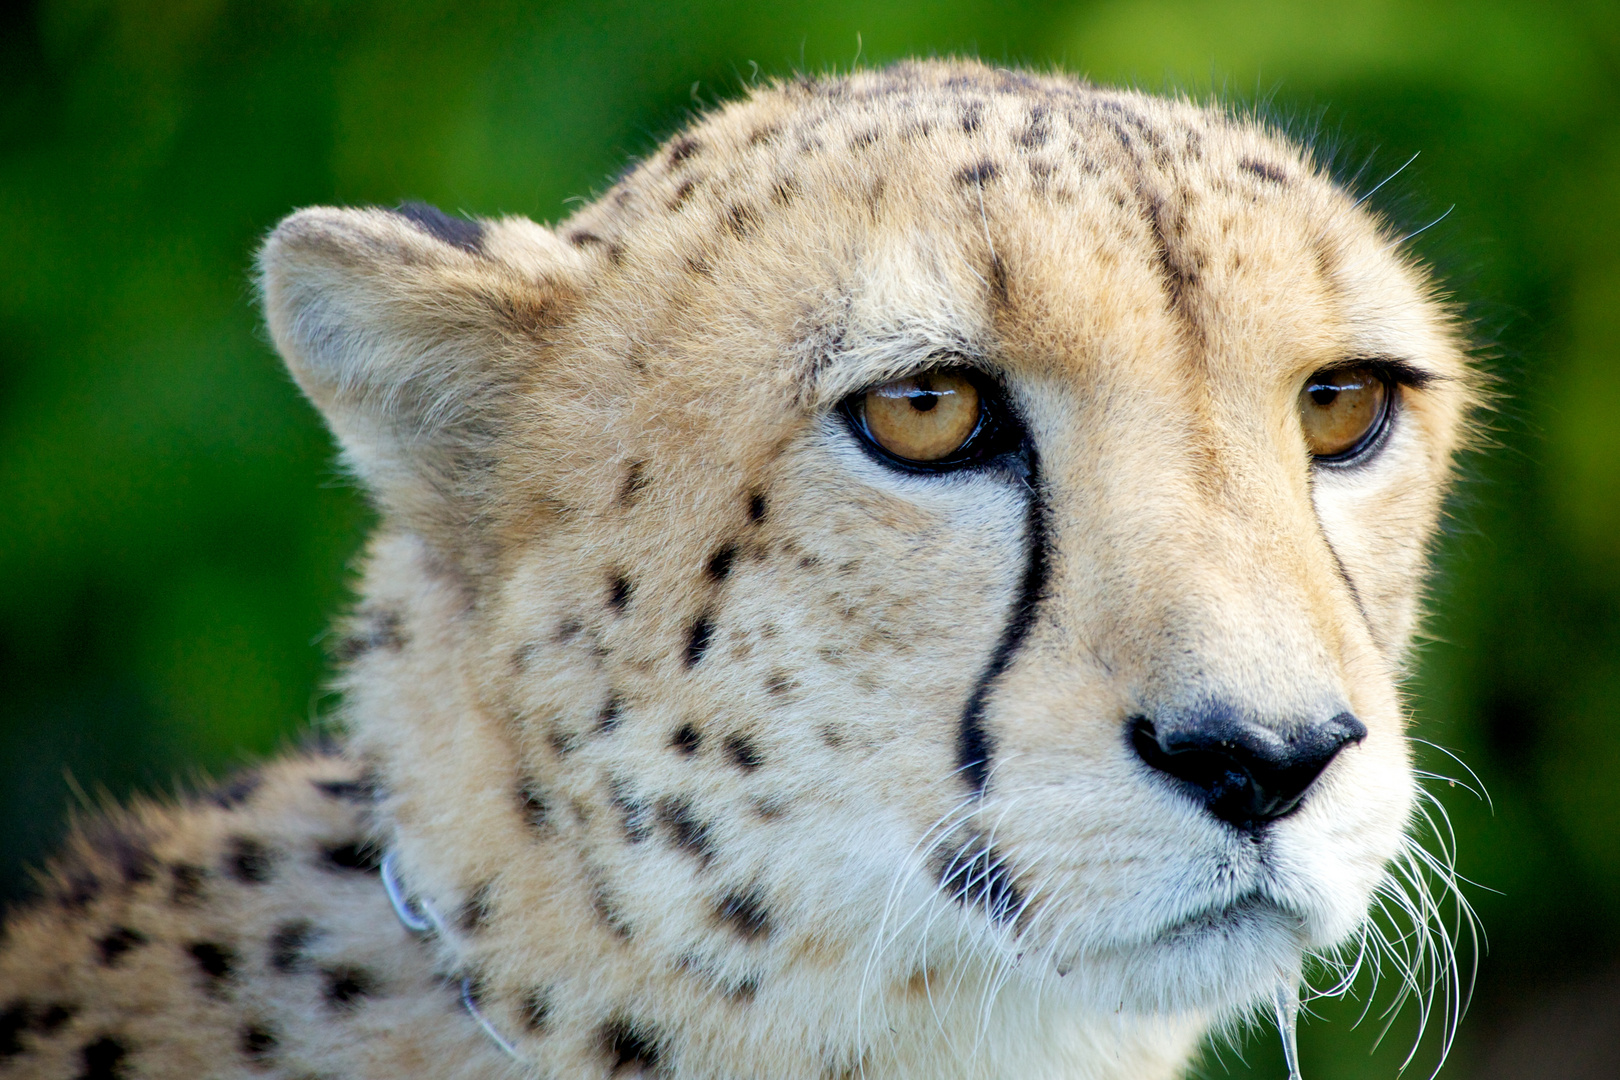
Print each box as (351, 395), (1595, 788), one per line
(0, 1002), (76, 1057)
(322, 839), (382, 874)
(54, 870), (100, 910)
(269, 920), (315, 973)
(656, 797), (714, 865)
(1240, 157), (1289, 184)
(79, 819), (155, 886)
(960, 100), (984, 133)
(598, 693), (623, 734)
(937, 841), (1023, 926)
(958, 447), (1048, 793)
(669, 179), (697, 211)
(37, 1003), (76, 1033)
(956, 159), (1000, 186)
(520, 778), (550, 830)
(671, 723), (702, 755)
(548, 722), (580, 757)
(169, 863), (206, 906)
(95, 927), (147, 967)
(850, 128), (879, 150)
(685, 615), (714, 667)
(668, 137), (701, 166)
(612, 778), (652, 843)
(602, 1015), (664, 1074)
(459, 882), (495, 933)
(1019, 105), (1050, 149)
(391, 201), (485, 255)
(764, 670), (791, 697)
(240, 1022), (277, 1061)
(725, 204), (759, 239)
(225, 837), (274, 884)
(207, 770), (261, 809)
(77, 1035), (126, 1080)
(521, 988), (551, 1032)
(591, 879), (634, 939)
(188, 941), (236, 982)
(0, 1003), (26, 1057)
(313, 775), (377, 803)
(609, 575), (633, 611)
(333, 609), (406, 662)
(747, 491), (768, 523)
(322, 966), (376, 1011)
(723, 734), (762, 772)
(568, 231), (626, 264)
(620, 461), (649, 506)
(715, 888), (772, 941)
(706, 544), (736, 581)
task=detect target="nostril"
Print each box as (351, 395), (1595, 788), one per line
(1128, 709), (1366, 829)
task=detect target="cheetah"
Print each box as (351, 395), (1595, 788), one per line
(1, 59), (1478, 1080)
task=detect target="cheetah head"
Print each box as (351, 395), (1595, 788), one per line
(261, 61), (1476, 1079)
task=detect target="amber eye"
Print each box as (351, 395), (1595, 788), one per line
(858, 371), (983, 462)
(1299, 366), (1390, 460)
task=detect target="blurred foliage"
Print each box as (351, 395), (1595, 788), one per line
(2, 1), (1618, 1076)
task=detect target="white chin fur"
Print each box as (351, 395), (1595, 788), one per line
(1044, 899), (1308, 1017)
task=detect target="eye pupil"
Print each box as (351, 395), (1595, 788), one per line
(910, 393), (939, 413)
(1309, 386), (1339, 407)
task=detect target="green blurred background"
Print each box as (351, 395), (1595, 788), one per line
(3, 0), (1618, 1076)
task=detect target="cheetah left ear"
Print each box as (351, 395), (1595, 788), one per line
(259, 203), (590, 538)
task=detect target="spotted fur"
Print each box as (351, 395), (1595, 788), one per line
(1, 59), (1477, 1079)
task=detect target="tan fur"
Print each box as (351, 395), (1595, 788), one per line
(1, 60), (1476, 1079)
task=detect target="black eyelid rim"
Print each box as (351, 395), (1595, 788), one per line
(838, 361), (1024, 474)
(1315, 355), (1443, 390)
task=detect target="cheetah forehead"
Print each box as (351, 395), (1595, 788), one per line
(544, 60), (1447, 413)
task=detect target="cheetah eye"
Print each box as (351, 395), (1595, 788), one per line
(1299, 365), (1391, 462)
(858, 371), (981, 461)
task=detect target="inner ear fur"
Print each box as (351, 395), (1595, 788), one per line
(259, 204), (589, 549)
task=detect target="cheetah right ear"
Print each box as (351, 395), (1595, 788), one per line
(259, 204), (590, 535)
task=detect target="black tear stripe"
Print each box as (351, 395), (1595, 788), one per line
(955, 446), (1050, 794)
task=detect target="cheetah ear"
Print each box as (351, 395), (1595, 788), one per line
(259, 203), (589, 532)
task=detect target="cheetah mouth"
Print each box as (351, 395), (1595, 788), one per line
(1044, 892), (1312, 1012)
(1148, 893), (1304, 948)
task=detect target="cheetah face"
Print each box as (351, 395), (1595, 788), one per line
(263, 63), (1473, 1074)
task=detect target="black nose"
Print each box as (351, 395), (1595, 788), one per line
(1128, 707), (1366, 828)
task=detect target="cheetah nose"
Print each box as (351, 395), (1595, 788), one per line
(1127, 708), (1367, 829)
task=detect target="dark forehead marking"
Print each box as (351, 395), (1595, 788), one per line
(1240, 157), (1290, 184)
(669, 179), (698, 211)
(668, 137), (702, 166)
(389, 202), (485, 256)
(1137, 185), (1200, 326)
(955, 159), (1000, 186)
